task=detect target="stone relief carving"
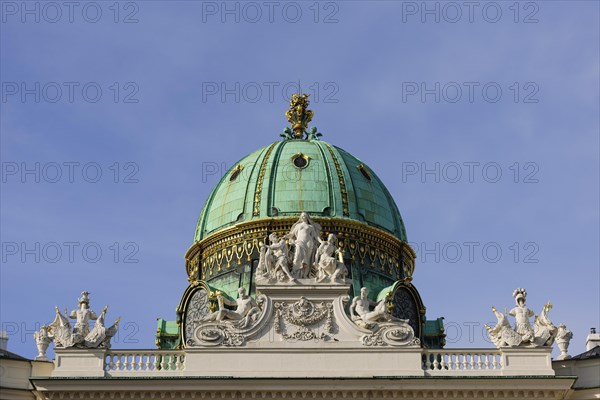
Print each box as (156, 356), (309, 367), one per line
(486, 288), (561, 349)
(184, 288), (210, 345)
(33, 292), (119, 359)
(390, 287), (420, 339)
(361, 323), (419, 347)
(185, 286), (422, 348)
(273, 297), (334, 341)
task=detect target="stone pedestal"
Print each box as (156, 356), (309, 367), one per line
(501, 347), (554, 376)
(53, 349), (106, 377)
(257, 281), (352, 300)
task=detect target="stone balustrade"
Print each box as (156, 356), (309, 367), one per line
(422, 349), (502, 375)
(105, 350), (186, 376)
(50, 347), (554, 378)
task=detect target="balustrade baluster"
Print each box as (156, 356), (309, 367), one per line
(103, 352), (187, 373)
(420, 350), (502, 373)
(107, 355), (114, 371)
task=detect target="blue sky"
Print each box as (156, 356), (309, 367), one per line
(1, 1), (598, 358)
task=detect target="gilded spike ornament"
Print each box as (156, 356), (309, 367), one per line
(286, 93), (314, 139)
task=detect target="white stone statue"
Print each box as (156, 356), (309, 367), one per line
(284, 212), (321, 278)
(203, 288), (258, 324)
(533, 301), (557, 346)
(314, 234), (347, 283)
(555, 324), (573, 360)
(70, 291), (98, 339)
(485, 306), (523, 347)
(46, 292), (119, 350)
(33, 325), (52, 361)
(261, 233), (296, 282)
(487, 288), (561, 349)
(509, 288), (535, 342)
(84, 306), (120, 349)
(256, 243), (271, 278)
(49, 307), (75, 348)
(350, 287), (395, 329)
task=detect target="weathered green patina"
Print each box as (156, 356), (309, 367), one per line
(194, 138), (407, 243)
(157, 123), (445, 349)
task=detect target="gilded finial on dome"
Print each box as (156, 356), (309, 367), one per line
(286, 93), (314, 139)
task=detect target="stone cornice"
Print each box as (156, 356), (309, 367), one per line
(32, 377), (575, 399)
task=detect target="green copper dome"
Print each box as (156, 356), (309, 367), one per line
(194, 138), (407, 242)
(160, 100), (445, 352)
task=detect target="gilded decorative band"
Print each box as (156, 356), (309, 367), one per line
(252, 142), (277, 217)
(322, 143), (350, 217)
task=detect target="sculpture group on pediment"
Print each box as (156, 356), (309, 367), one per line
(191, 288), (269, 347)
(202, 287), (260, 328)
(314, 234), (348, 283)
(350, 287), (394, 329)
(285, 212), (320, 278)
(33, 291), (120, 360)
(486, 288), (570, 350)
(348, 287), (419, 347)
(255, 212), (347, 284)
(257, 233), (296, 282)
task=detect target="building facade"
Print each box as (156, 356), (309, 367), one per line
(5, 96), (597, 399)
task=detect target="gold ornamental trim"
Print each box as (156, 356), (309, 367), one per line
(185, 217), (415, 283)
(286, 93), (314, 138)
(356, 163), (372, 181)
(252, 142), (277, 217)
(229, 164), (244, 182)
(291, 152), (310, 169)
(322, 143), (350, 217)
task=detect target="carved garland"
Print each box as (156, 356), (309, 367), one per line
(273, 298), (334, 341)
